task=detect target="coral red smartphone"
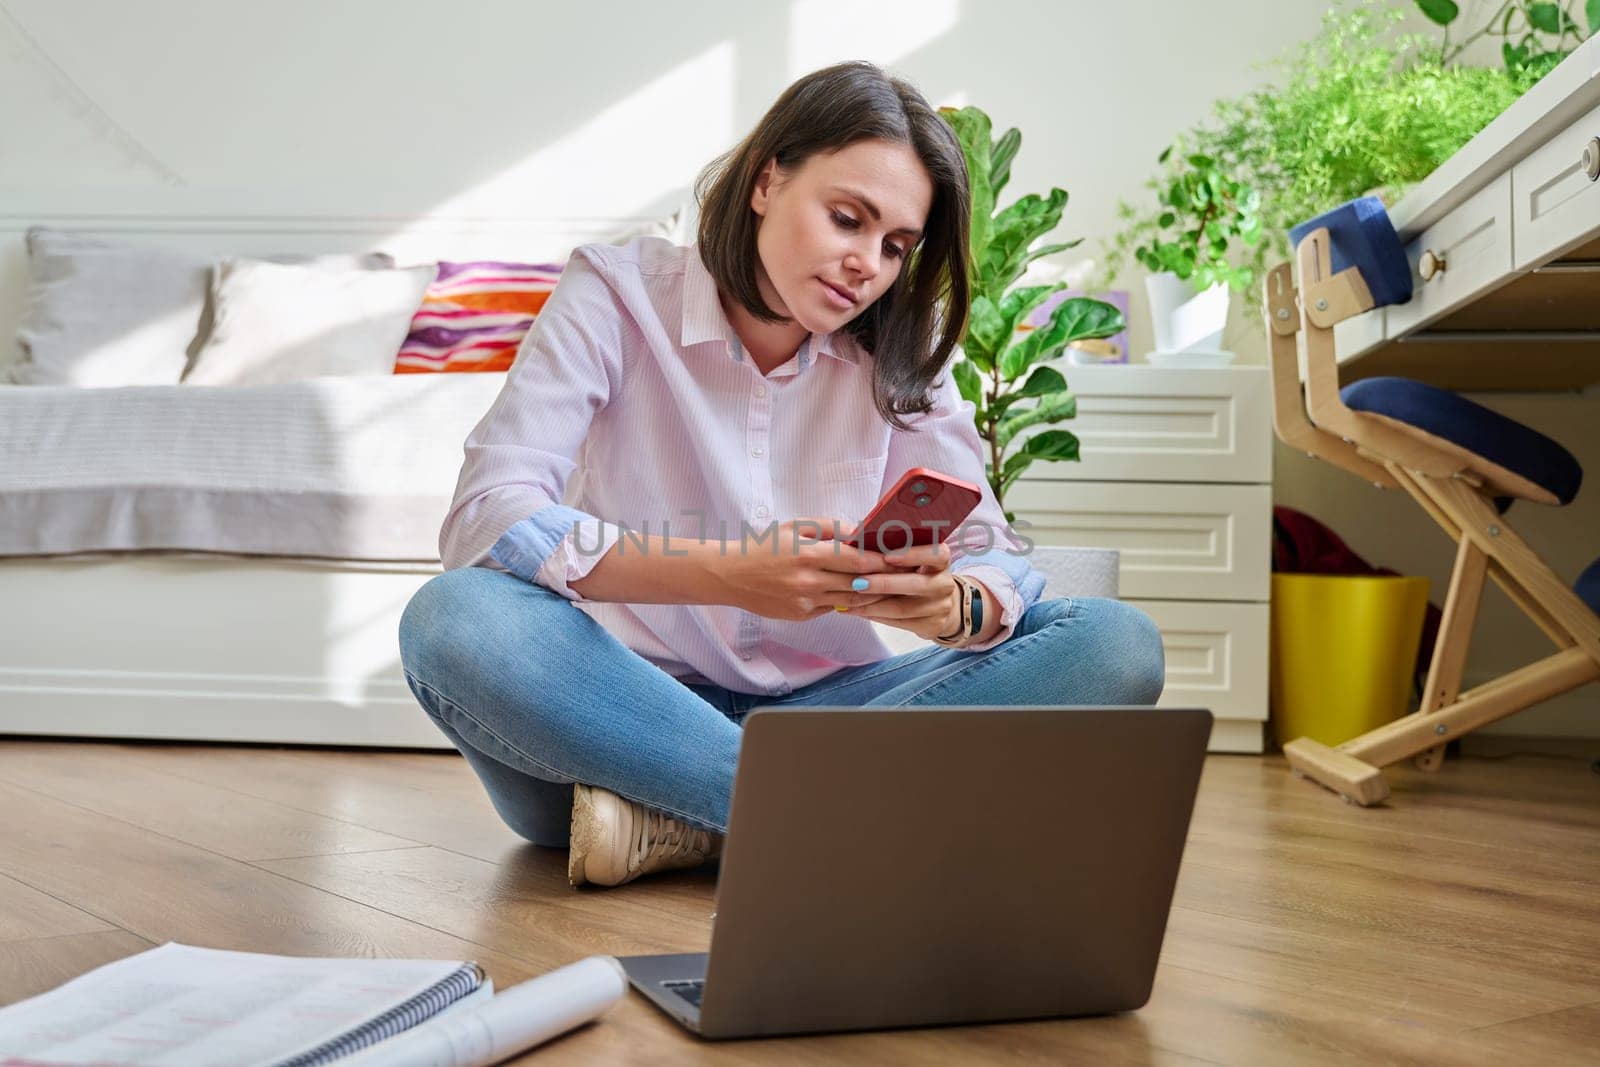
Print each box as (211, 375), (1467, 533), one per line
(839, 467), (984, 554)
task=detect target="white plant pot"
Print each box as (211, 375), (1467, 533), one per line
(1145, 271), (1229, 354)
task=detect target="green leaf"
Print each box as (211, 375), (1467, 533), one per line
(979, 188), (1068, 298)
(1022, 428), (1080, 461)
(998, 429), (1081, 495)
(994, 284), (1062, 345)
(951, 357), (984, 413)
(962, 294), (1005, 371)
(990, 127), (1020, 198)
(1527, 2), (1563, 33)
(996, 391), (1078, 449)
(1414, 0), (1459, 26)
(940, 107), (994, 287)
(1523, 48), (1570, 79)
(1021, 239), (1082, 270)
(1013, 364), (1068, 400)
(989, 364), (1068, 421)
(998, 450), (1034, 490)
(1588, 0), (1600, 35)
(999, 297), (1126, 380)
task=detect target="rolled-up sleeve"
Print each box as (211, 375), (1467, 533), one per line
(437, 247), (626, 601)
(882, 360), (1047, 651)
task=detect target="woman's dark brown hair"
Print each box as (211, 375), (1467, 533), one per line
(694, 60), (971, 431)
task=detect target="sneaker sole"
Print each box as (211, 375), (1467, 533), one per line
(567, 783), (600, 887)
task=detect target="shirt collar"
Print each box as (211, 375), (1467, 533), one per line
(681, 243), (859, 367)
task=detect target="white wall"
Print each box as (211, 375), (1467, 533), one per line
(3, 0), (1594, 735)
(0, 0), (1328, 307)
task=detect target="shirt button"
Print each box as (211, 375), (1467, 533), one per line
(755, 505), (769, 518)
(754, 386), (766, 398)
(751, 447), (764, 457)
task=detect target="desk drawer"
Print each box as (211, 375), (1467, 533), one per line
(1131, 598), (1269, 731)
(1021, 365), (1271, 483)
(1512, 96), (1600, 268)
(1006, 481), (1271, 601)
(1388, 173), (1514, 336)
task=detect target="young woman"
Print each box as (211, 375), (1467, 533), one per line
(398, 61), (1165, 889)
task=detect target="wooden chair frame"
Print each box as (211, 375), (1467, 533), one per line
(1262, 231), (1600, 806)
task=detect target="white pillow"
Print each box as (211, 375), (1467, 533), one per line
(9, 227), (394, 387)
(606, 201), (697, 246)
(183, 259), (437, 386)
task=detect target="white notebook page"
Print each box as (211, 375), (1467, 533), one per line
(0, 942), (475, 1067)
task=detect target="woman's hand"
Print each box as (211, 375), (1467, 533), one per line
(839, 541), (963, 640)
(715, 517), (897, 622)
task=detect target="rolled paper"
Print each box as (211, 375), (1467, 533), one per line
(338, 955), (629, 1066)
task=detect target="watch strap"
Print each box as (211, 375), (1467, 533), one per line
(933, 575), (977, 648)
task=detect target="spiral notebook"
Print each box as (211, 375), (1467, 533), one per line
(0, 942), (491, 1066)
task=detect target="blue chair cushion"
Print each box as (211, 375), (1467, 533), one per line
(1289, 196), (1413, 309)
(1577, 557), (1600, 614)
(1341, 377), (1584, 505)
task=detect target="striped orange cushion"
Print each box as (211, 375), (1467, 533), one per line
(394, 260), (562, 373)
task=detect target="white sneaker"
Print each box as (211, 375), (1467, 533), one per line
(567, 783), (723, 887)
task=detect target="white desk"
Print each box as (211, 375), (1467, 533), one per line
(1337, 35), (1600, 391)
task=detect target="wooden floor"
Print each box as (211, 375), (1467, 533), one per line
(0, 739), (1596, 1064)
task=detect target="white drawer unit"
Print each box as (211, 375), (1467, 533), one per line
(1132, 599), (1269, 753)
(1026, 364), (1271, 484)
(1018, 365), (1273, 752)
(1512, 95), (1600, 268)
(1005, 481), (1271, 602)
(1388, 172), (1515, 336)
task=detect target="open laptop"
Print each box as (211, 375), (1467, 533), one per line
(618, 705), (1211, 1040)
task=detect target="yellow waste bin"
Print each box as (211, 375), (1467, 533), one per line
(1270, 573), (1431, 748)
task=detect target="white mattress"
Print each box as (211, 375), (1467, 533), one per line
(0, 374), (508, 561)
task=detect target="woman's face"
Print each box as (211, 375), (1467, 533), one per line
(748, 138), (934, 333)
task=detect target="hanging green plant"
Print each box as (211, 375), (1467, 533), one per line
(1100, 0), (1564, 304)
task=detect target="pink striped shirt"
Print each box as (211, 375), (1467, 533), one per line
(439, 236), (1043, 694)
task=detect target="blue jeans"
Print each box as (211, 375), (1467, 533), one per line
(397, 567), (1165, 846)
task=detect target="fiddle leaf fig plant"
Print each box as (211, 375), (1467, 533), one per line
(938, 104), (1126, 523)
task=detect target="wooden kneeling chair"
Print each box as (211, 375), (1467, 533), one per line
(1263, 196), (1600, 806)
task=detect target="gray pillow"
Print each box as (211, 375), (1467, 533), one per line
(9, 227), (393, 387)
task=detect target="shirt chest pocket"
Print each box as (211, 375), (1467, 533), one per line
(810, 454), (887, 526)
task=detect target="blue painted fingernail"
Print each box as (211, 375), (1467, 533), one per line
(851, 577), (870, 592)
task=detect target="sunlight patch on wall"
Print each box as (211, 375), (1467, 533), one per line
(787, 0), (959, 78)
(400, 41), (736, 226)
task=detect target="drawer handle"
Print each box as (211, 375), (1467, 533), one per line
(1585, 137), (1600, 182)
(1418, 249), (1446, 281)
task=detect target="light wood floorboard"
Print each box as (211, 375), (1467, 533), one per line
(0, 739), (1595, 1064)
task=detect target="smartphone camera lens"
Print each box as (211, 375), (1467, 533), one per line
(914, 494), (931, 507)
(911, 481), (926, 494)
